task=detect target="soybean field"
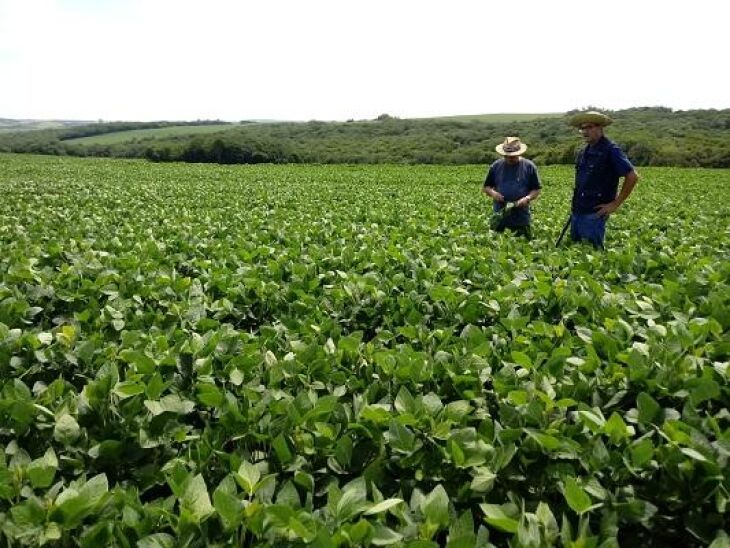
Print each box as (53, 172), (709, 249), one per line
(0, 154), (728, 547)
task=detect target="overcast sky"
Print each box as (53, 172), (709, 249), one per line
(1, 0), (728, 122)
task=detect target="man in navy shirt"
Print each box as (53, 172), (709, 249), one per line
(482, 137), (542, 238)
(569, 111), (639, 248)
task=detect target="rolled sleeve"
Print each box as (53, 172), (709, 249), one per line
(483, 162), (498, 188)
(528, 167), (541, 191)
(609, 144), (634, 176)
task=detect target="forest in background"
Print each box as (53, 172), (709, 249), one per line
(1, 107), (728, 167)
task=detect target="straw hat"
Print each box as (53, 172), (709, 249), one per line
(495, 136), (527, 156)
(569, 111), (613, 127)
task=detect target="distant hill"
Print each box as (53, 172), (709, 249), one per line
(1, 108), (728, 167)
(427, 113), (564, 123)
(64, 124), (238, 145)
(0, 118), (94, 133)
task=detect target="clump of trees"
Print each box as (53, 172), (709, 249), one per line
(1, 108), (728, 167)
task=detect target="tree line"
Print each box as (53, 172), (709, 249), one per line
(1, 108), (728, 167)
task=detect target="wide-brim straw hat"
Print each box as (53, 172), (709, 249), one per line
(569, 111), (613, 127)
(495, 136), (527, 156)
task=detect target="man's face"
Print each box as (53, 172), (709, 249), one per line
(579, 123), (602, 144)
(504, 155), (520, 165)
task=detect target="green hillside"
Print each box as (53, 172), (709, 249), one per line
(1, 108), (728, 167)
(0, 118), (92, 133)
(64, 124), (238, 145)
(430, 112), (564, 123)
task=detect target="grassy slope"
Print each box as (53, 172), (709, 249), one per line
(40, 114), (563, 144)
(0, 119), (91, 132)
(62, 123), (238, 144)
(428, 113), (564, 122)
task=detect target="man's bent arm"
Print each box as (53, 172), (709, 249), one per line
(516, 189), (541, 207)
(595, 170), (639, 217)
(615, 170), (639, 207)
(483, 185), (505, 202)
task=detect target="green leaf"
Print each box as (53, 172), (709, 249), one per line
(27, 447), (58, 489)
(303, 395), (339, 421)
(469, 468), (497, 493)
(229, 368), (244, 386)
(360, 404), (392, 424)
(511, 350), (532, 369)
(688, 377), (720, 404)
(144, 394), (195, 415)
(43, 522), (63, 543)
(388, 420), (416, 453)
(146, 372), (166, 399)
(11, 498), (46, 527)
(80, 473), (109, 504)
(0, 469), (14, 500)
(182, 474), (214, 522)
(120, 349), (156, 374)
(334, 435), (353, 467)
(563, 477), (592, 514)
(709, 530), (730, 548)
(479, 503), (519, 533)
(335, 478), (367, 522)
(371, 524), (403, 545)
(54, 413), (81, 445)
(272, 434), (294, 464)
(288, 514), (316, 542)
(422, 393), (443, 414)
(680, 447), (710, 463)
(636, 392), (661, 425)
(137, 533), (176, 548)
(517, 513), (541, 548)
(444, 400), (472, 420)
(57, 324), (76, 346)
(395, 385), (416, 415)
(364, 498), (404, 515)
(338, 332), (362, 354)
(578, 409), (606, 431)
(349, 519), (372, 544)
(196, 383), (224, 407)
(525, 429), (561, 450)
(421, 484), (450, 526)
(276, 480), (301, 507)
(324, 338), (336, 355)
(508, 390), (529, 405)
(629, 438), (654, 467)
(235, 461), (261, 495)
(213, 488), (243, 530)
(113, 381), (146, 399)
(52, 474), (109, 526)
(536, 502), (559, 543)
(447, 510), (476, 548)
(603, 412), (632, 444)
(294, 470), (314, 492)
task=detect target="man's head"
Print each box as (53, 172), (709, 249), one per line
(496, 137), (527, 164)
(569, 111), (612, 145)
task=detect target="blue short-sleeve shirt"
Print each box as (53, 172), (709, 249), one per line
(483, 158), (541, 226)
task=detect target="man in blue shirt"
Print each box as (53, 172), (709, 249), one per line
(482, 137), (541, 238)
(569, 111), (639, 248)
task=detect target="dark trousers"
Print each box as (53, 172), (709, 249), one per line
(570, 213), (606, 248)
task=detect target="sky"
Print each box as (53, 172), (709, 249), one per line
(1, 0), (728, 122)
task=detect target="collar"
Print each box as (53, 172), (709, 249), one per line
(586, 135), (610, 152)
